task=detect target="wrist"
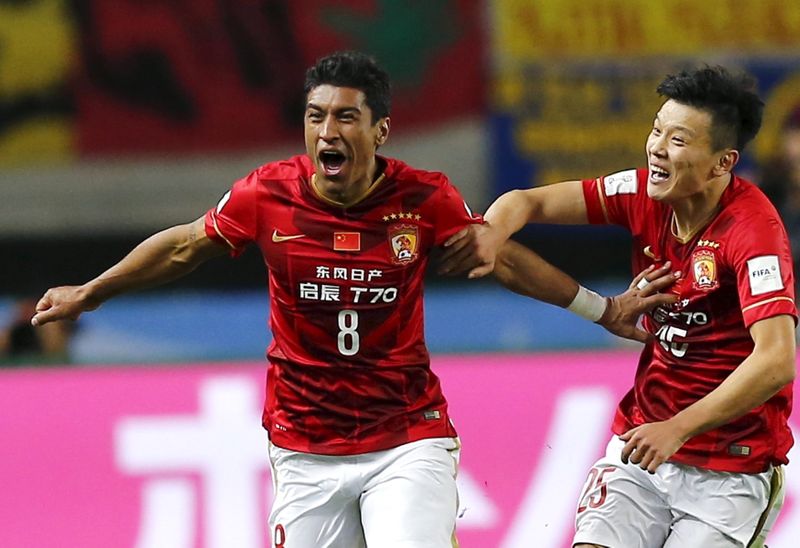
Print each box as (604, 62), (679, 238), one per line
(669, 410), (701, 443)
(81, 280), (109, 307)
(566, 285), (608, 323)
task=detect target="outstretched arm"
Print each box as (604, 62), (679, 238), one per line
(440, 181), (587, 278)
(493, 240), (679, 343)
(31, 217), (229, 326)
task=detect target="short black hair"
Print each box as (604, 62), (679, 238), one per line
(656, 65), (764, 151)
(304, 51), (391, 123)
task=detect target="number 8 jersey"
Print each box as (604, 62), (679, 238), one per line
(583, 168), (797, 473)
(205, 155), (482, 455)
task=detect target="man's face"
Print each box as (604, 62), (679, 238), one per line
(645, 99), (729, 203)
(304, 85), (388, 197)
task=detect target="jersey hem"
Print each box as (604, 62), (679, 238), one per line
(266, 429), (460, 456)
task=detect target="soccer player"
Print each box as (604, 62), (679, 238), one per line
(443, 66), (797, 547)
(30, 51), (675, 547)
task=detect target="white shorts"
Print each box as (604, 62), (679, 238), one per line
(267, 436), (461, 548)
(573, 436), (785, 548)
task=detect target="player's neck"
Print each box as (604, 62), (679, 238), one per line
(312, 161), (385, 208)
(670, 174), (731, 241)
(670, 205), (720, 242)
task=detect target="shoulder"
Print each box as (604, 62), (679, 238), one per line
(594, 168), (647, 196)
(717, 176), (789, 256)
(383, 156), (451, 188)
(588, 168), (652, 206)
(722, 176), (784, 232)
(727, 175), (780, 215)
(251, 155), (313, 183)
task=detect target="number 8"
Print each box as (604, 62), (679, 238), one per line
(337, 310), (360, 356)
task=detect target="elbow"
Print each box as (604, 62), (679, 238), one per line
(778, 336), (797, 385)
(779, 357), (796, 385)
(171, 246), (199, 270)
(171, 237), (201, 269)
(770, 351), (797, 389)
(510, 189), (543, 221)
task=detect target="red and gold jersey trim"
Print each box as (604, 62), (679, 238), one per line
(741, 296), (795, 314)
(211, 214), (236, 249)
(311, 172), (387, 208)
(596, 178), (610, 223)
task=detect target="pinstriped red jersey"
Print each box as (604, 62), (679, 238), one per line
(204, 154), (481, 455)
(583, 168), (797, 473)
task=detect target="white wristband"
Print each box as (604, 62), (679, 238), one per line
(566, 285), (608, 322)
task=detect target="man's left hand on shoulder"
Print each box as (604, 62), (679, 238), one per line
(437, 223), (505, 278)
(598, 263), (681, 343)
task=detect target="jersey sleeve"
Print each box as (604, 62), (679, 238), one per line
(204, 169), (260, 257)
(728, 213), (797, 327)
(432, 178), (483, 246)
(581, 168), (646, 230)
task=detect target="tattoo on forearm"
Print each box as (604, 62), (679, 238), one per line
(188, 224), (198, 244)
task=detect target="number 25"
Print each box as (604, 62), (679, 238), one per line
(577, 466), (616, 513)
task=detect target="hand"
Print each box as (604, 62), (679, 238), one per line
(438, 223), (507, 278)
(597, 262), (681, 343)
(619, 419), (689, 473)
(30, 285), (101, 327)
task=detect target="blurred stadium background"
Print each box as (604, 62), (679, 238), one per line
(1, 1), (800, 547)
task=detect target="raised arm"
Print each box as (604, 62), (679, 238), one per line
(484, 180), (589, 241)
(440, 180), (587, 278)
(494, 240), (679, 343)
(31, 217), (229, 326)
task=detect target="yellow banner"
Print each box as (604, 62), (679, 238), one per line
(0, 0), (75, 165)
(495, 0), (800, 60)
(491, 1), (800, 186)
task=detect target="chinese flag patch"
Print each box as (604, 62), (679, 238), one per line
(334, 232), (361, 251)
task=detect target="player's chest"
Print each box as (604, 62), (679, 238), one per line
(638, 231), (734, 323)
(259, 203), (432, 282)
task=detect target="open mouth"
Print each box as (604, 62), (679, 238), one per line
(319, 150), (347, 177)
(649, 165), (670, 183)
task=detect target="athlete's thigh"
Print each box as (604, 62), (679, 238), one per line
(573, 437), (671, 548)
(663, 515), (739, 548)
(360, 437), (460, 548)
(667, 464), (774, 547)
(268, 442), (365, 548)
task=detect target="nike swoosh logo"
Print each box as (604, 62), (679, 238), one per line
(643, 245), (661, 260)
(272, 229), (306, 243)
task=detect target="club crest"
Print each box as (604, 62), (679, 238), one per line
(692, 248), (719, 291)
(388, 224), (419, 264)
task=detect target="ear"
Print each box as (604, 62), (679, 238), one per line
(712, 149), (739, 177)
(375, 117), (390, 147)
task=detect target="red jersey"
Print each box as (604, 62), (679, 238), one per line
(583, 168), (797, 473)
(205, 155), (481, 455)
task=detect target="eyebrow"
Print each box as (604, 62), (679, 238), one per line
(654, 114), (697, 136)
(306, 103), (362, 116)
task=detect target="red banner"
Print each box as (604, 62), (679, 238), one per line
(71, 0), (485, 155)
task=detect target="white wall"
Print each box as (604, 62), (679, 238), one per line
(1, 118), (488, 236)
